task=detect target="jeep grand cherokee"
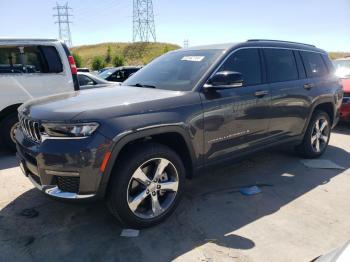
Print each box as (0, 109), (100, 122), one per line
(15, 40), (343, 228)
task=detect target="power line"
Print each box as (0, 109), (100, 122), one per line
(133, 0), (156, 42)
(53, 2), (73, 47)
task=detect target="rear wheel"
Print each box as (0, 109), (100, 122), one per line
(296, 110), (331, 159)
(1, 113), (19, 152)
(107, 143), (185, 228)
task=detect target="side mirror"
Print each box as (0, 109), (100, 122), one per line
(205, 71), (244, 89)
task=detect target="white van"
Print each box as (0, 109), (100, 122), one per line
(0, 38), (79, 151)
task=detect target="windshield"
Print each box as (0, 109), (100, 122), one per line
(123, 49), (224, 91)
(333, 60), (350, 78)
(98, 68), (117, 80)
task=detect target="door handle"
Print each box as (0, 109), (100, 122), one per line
(254, 90), (269, 98)
(304, 83), (315, 90)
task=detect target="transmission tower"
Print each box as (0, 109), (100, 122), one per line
(184, 39), (189, 48)
(53, 2), (73, 47)
(133, 0), (156, 42)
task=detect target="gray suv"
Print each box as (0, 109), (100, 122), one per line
(16, 40), (343, 228)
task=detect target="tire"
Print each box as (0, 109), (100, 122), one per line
(0, 113), (19, 152)
(107, 143), (186, 228)
(296, 110), (331, 159)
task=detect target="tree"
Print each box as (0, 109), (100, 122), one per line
(91, 56), (106, 71)
(72, 53), (82, 68)
(112, 55), (125, 67)
(105, 45), (112, 64)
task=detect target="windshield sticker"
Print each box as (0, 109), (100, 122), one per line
(181, 56), (205, 62)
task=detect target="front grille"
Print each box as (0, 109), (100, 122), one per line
(19, 114), (41, 143)
(56, 176), (80, 193)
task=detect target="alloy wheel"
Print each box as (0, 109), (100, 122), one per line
(10, 122), (19, 143)
(127, 158), (179, 219)
(311, 117), (330, 153)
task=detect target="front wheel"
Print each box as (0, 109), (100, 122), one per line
(107, 143), (185, 228)
(296, 110), (331, 159)
(0, 113), (19, 152)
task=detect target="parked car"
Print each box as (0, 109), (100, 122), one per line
(16, 40), (342, 228)
(77, 68), (90, 73)
(0, 38), (79, 151)
(333, 58), (350, 121)
(98, 66), (142, 83)
(78, 72), (116, 90)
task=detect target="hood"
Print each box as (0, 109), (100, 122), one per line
(342, 78), (350, 93)
(20, 86), (184, 121)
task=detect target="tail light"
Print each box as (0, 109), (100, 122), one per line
(68, 55), (78, 75)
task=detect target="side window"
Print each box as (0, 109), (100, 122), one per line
(78, 75), (95, 86)
(264, 49), (298, 82)
(300, 51), (328, 78)
(0, 47), (23, 73)
(219, 48), (262, 86)
(40, 46), (63, 73)
(23, 46), (45, 73)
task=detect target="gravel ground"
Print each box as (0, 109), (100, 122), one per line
(0, 123), (350, 262)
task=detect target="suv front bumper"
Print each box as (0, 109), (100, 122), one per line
(15, 128), (113, 200)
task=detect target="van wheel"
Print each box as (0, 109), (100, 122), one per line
(1, 113), (19, 152)
(296, 110), (331, 159)
(107, 143), (185, 228)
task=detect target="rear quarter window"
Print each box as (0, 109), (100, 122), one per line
(300, 51), (328, 78)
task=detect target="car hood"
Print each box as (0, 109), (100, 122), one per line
(342, 78), (350, 92)
(20, 86), (185, 121)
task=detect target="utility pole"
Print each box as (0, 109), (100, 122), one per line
(133, 0), (156, 42)
(53, 2), (73, 47)
(184, 39), (189, 48)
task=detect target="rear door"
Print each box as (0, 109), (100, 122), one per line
(263, 48), (310, 139)
(201, 48), (271, 162)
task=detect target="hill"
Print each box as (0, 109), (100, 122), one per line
(70, 42), (181, 69)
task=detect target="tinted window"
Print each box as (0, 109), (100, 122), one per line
(78, 75), (95, 86)
(0, 46), (61, 74)
(23, 46), (45, 73)
(40, 46), (63, 73)
(301, 51), (328, 78)
(219, 48), (261, 86)
(123, 49), (224, 91)
(0, 47), (23, 73)
(264, 49), (298, 82)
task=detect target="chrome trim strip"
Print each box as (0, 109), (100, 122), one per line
(27, 176), (95, 199)
(45, 170), (80, 177)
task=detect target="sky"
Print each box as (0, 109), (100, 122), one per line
(0, 0), (349, 51)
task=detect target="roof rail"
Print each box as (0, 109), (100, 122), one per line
(247, 39), (316, 47)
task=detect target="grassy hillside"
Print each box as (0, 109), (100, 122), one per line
(71, 42), (181, 69)
(329, 52), (350, 60)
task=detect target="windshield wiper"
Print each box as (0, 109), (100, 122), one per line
(130, 83), (156, 89)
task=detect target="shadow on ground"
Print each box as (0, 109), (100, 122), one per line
(0, 141), (349, 261)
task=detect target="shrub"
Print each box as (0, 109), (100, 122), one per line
(106, 45), (112, 64)
(91, 56), (106, 71)
(72, 53), (82, 68)
(112, 55), (125, 67)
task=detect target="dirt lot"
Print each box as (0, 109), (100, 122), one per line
(1, 123), (350, 262)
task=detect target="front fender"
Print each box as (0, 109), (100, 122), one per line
(97, 124), (198, 198)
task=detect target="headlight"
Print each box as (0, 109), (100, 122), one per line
(41, 122), (99, 138)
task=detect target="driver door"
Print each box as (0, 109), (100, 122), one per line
(200, 48), (271, 162)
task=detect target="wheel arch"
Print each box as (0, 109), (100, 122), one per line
(99, 126), (198, 198)
(0, 103), (22, 122)
(303, 98), (336, 134)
